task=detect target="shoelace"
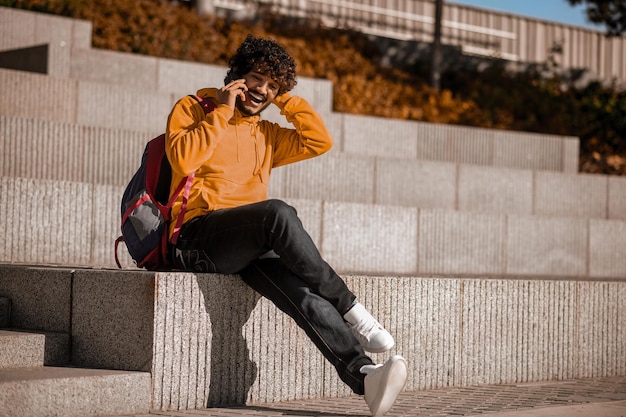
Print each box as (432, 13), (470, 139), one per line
(350, 316), (383, 342)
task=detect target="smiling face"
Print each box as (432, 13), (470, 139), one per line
(236, 70), (280, 117)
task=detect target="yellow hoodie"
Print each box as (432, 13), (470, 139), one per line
(165, 88), (333, 238)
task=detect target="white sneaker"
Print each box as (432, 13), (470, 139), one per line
(363, 355), (408, 416)
(343, 303), (395, 353)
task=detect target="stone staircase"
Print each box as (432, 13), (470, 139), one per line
(0, 5), (625, 417)
(0, 360), (150, 417)
(0, 296), (150, 417)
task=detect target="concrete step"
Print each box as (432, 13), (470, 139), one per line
(337, 111), (579, 173)
(2, 176), (626, 276)
(0, 115), (156, 187)
(1, 264), (624, 410)
(0, 115), (585, 199)
(272, 151), (625, 219)
(0, 6), (92, 80)
(0, 330), (70, 369)
(0, 330), (44, 368)
(0, 366), (151, 417)
(0, 6), (92, 52)
(0, 67), (175, 133)
(0, 113), (607, 222)
(0, 115), (599, 214)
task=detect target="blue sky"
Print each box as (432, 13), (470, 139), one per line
(449, 0), (604, 30)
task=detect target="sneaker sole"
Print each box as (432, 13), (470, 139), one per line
(369, 356), (408, 416)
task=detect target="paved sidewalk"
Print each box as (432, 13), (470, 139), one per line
(109, 376), (626, 417)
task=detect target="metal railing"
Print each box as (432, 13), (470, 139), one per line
(307, 0), (516, 39)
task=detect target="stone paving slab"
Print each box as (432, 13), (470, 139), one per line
(103, 376), (626, 417)
(465, 401), (626, 417)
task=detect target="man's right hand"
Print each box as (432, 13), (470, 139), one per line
(217, 78), (248, 110)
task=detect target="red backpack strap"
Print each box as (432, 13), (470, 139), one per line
(169, 172), (195, 246)
(168, 96), (215, 246)
(114, 236), (124, 269)
(189, 94), (217, 114)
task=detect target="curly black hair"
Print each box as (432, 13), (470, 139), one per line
(225, 34), (297, 95)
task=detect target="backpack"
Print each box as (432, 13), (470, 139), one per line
(115, 95), (216, 270)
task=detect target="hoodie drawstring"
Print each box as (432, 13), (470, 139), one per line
(234, 112), (240, 162)
(230, 107), (263, 182)
(250, 123), (262, 180)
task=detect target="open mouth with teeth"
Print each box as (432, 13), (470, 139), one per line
(247, 91), (266, 105)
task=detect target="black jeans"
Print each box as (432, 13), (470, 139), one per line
(172, 199), (372, 394)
